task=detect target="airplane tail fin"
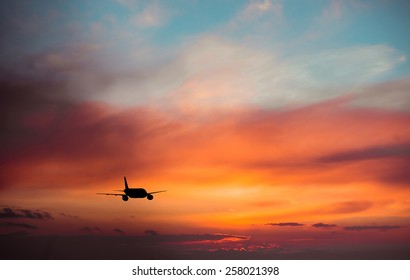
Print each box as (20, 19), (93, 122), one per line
(124, 176), (129, 189)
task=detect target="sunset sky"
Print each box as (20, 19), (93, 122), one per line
(1, 0), (410, 259)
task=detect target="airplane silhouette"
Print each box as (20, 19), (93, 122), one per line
(97, 177), (166, 201)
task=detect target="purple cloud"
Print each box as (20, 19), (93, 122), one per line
(344, 225), (402, 231)
(318, 143), (410, 163)
(144, 229), (158, 236)
(311, 223), (338, 228)
(266, 222), (305, 227)
(0, 207), (53, 220)
(114, 228), (126, 235)
(0, 222), (37, 230)
(80, 226), (103, 234)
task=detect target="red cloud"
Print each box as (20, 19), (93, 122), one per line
(2, 94), (410, 191)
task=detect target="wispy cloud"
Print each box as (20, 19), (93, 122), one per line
(266, 222), (305, 226)
(80, 226), (103, 234)
(132, 2), (171, 28)
(351, 76), (410, 111)
(317, 144), (410, 186)
(1, 91), (409, 190)
(2, 233), (409, 259)
(160, 233), (251, 245)
(113, 228), (126, 235)
(144, 229), (158, 236)
(318, 143), (410, 163)
(320, 0), (372, 22)
(0, 208), (53, 220)
(321, 0), (343, 21)
(0, 222), (37, 230)
(240, 0), (283, 19)
(344, 225), (403, 231)
(311, 223), (338, 228)
(59, 213), (80, 219)
(0, 1), (409, 256)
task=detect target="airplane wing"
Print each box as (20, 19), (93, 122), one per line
(148, 190), (167, 195)
(96, 193), (124, 196)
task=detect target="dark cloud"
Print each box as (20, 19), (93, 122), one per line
(311, 223), (338, 228)
(0, 207), (53, 220)
(113, 228), (125, 235)
(1, 66), (409, 191)
(59, 213), (80, 219)
(0, 208), (22, 219)
(154, 233), (250, 244)
(344, 225), (402, 232)
(266, 223), (305, 227)
(317, 143), (410, 187)
(0, 73), (181, 188)
(379, 158), (410, 185)
(0, 222), (37, 230)
(2, 233), (409, 260)
(0, 27), (163, 186)
(80, 226), (103, 234)
(0, 79), (74, 171)
(318, 143), (410, 163)
(19, 209), (53, 220)
(144, 229), (158, 236)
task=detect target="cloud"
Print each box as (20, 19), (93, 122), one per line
(318, 143), (410, 163)
(325, 201), (373, 214)
(80, 226), (103, 234)
(0, 208), (53, 220)
(26, 44), (101, 75)
(311, 223), (338, 228)
(161, 233), (251, 244)
(0, 1), (409, 257)
(132, 3), (171, 28)
(0, 1), (407, 112)
(240, 0), (283, 19)
(344, 225), (402, 231)
(380, 159), (410, 185)
(317, 144), (410, 186)
(1, 90), (409, 191)
(113, 228), (125, 235)
(351, 76), (410, 111)
(0, 94), (177, 186)
(59, 213), (80, 219)
(0, 21), (408, 191)
(1, 18), (406, 113)
(319, 0), (372, 22)
(168, 37), (405, 112)
(2, 233), (409, 260)
(321, 0), (343, 21)
(0, 222), (37, 230)
(288, 45), (405, 89)
(28, 28), (399, 112)
(144, 229), (158, 236)
(266, 222), (305, 226)
(192, 233), (248, 242)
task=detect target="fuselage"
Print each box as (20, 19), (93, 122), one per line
(124, 188), (148, 198)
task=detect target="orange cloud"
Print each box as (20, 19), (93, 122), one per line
(1, 93), (410, 236)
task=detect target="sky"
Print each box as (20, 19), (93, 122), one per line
(1, 0), (410, 259)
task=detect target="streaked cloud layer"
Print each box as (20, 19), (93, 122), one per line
(1, 0), (409, 259)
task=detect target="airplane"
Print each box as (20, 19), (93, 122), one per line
(97, 177), (166, 201)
